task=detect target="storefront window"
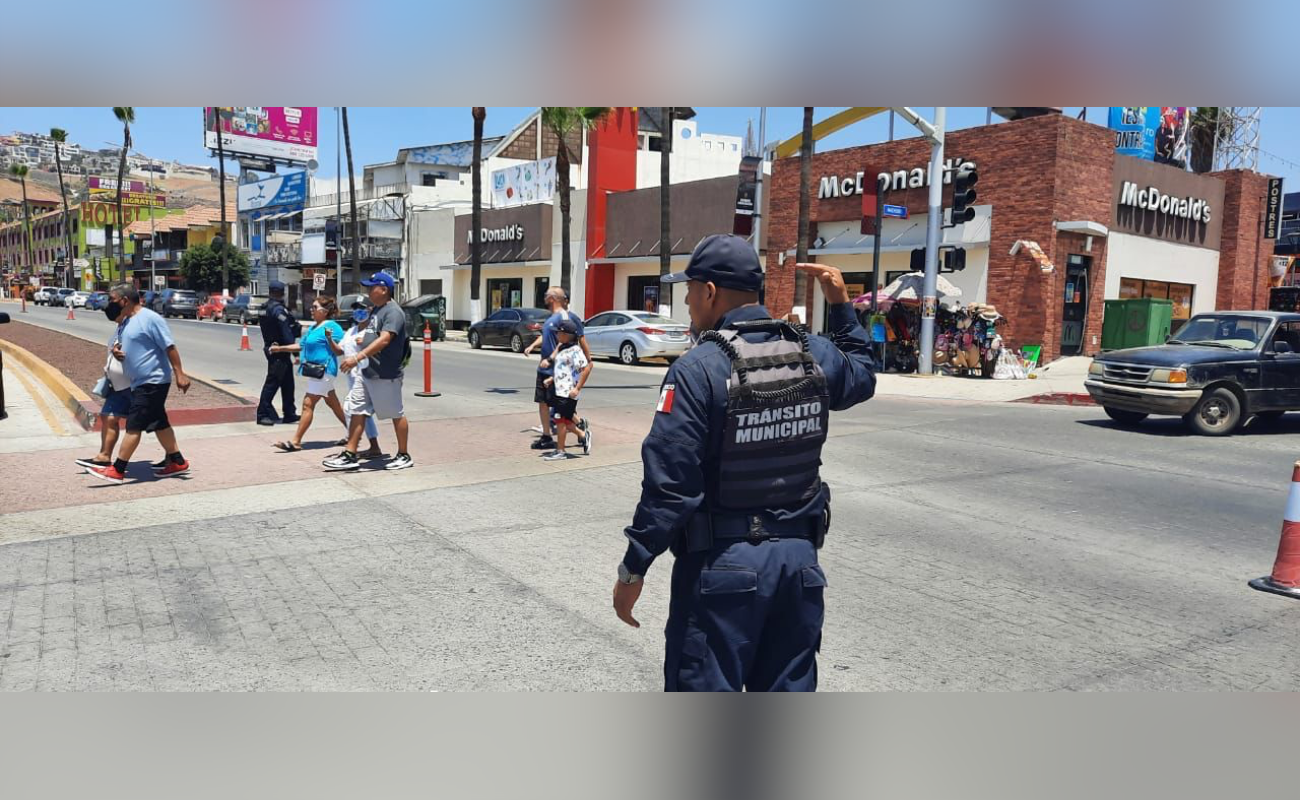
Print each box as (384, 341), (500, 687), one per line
(1119, 277), (1196, 331)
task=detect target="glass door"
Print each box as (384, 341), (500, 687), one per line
(1061, 255), (1090, 356)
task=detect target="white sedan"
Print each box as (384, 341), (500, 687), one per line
(583, 310), (692, 365)
(66, 291), (92, 308)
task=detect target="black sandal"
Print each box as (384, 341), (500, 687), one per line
(273, 441), (302, 452)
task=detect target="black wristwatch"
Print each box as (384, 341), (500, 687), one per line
(617, 563), (643, 585)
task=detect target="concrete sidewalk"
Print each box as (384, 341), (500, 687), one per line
(873, 356), (1090, 403)
(0, 355), (99, 454)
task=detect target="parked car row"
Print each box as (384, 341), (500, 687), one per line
(465, 307), (690, 364)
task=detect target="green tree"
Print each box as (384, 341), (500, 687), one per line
(8, 164), (33, 275)
(50, 127), (76, 288)
(179, 241), (250, 294)
(540, 107), (610, 293)
(112, 107), (135, 270)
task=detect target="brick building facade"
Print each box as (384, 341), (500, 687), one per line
(765, 113), (1278, 362)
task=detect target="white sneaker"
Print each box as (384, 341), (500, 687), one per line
(582, 429), (593, 456)
(385, 452), (414, 471)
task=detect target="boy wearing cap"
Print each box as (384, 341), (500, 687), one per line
(541, 318), (593, 461)
(325, 271), (412, 471)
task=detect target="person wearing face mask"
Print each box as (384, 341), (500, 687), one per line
(72, 296), (139, 471)
(337, 300), (383, 459)
(610, 234), (877, 692)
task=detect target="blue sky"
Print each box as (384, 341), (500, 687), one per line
(4, 107), (1299, 187)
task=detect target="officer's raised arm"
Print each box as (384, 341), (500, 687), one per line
(797, 263), (877, 410)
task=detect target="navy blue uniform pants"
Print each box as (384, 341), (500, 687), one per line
(664, 537), (826, 692)
(258, 355), (297, 421)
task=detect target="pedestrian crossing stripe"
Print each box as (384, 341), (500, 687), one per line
(657, 384), (676, 414)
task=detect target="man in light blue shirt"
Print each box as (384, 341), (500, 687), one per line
(84, 284), (193, 485)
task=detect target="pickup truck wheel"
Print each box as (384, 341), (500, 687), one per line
(1184, 387), (1242, 436)
(1103, 407), (1148, 426)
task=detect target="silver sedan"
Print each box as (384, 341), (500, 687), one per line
(583, 310), (691, 365)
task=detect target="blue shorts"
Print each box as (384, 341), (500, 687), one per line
(100, 388), (131, 418)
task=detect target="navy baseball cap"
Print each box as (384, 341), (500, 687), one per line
(268, 280), (286, 292)
(360, 272), (395, 290)
(556, 318), (579, 335)
(661, 234), (763, 292)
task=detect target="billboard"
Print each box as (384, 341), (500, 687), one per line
(203, 107), (318, 164)
(1109, 107), (1189, 167)
(237, 170), (308, 215)
(88, 176), (166, 207)
(490, 157), (557, 208)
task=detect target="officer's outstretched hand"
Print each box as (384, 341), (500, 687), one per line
(613, 580), (642, 628)
(796, 263), (851, 304)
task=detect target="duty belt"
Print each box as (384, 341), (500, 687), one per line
(685, 509), (829, 553)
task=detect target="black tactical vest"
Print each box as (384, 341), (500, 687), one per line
(702, 319), (830, 511)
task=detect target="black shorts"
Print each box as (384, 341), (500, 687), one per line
(126, 382), (171, 433)
(534, 371), (551, 404)
(550, 392), (578, 422)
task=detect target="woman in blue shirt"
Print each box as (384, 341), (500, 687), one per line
(268, 296), (347, 452)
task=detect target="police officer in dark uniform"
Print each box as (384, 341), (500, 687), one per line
(256, 280), (302, 426)
(612, 234), (876, 691)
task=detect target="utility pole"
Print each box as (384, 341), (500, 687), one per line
(918, 107), (946, 375)
(751, 107), (767, 260)
(216, 119), (229, 296)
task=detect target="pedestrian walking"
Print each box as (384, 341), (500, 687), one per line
(84, 284), (193, 484)
(73, 296), (135, 470)
(257, 280), (302, 426)
(338, 300), (383, 459)
(541, 318), (593, 461)
(610, 236), (877, 691)
(266, 296), (349, 452)
(324, 272), (412, 471)
(522, 287), (590, 450)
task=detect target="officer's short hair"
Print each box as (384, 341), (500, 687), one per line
(110, 283), (138, 304)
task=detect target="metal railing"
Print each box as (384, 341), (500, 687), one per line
(266, 241), (302, 265)
(307, 183), (410, 210)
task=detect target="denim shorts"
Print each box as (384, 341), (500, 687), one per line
(100, 388), (132, 418)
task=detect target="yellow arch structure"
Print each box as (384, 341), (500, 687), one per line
(773, 107), (890, 159)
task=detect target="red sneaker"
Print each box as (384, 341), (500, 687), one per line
(85, 464), (126, 484)
(155, 460), (190, 477)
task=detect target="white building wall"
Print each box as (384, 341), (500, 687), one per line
(636, 121), (744, 188)
(1104, 232), (1221, 315)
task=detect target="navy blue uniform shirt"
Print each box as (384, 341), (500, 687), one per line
(621, 302), (876, 576)
(260, 298), (298, 355)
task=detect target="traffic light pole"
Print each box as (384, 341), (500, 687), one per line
(918, 108), (945, 375)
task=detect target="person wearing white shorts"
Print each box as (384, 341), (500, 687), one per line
(340, 303), (382, 458)
(267, 297), (349, 453)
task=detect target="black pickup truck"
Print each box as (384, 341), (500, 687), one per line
(1086, 311), (1300, 436)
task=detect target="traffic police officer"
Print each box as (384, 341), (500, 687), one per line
(612, 234), (876, 691)
(256, 280), (302, 426)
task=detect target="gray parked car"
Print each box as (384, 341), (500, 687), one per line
(221, 294), (271, 325)
(153, 289), (200, 319)
(582, 310), (691, 365)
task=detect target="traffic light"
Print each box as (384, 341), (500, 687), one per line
(943, 247), (967, 272)
(951, 164), (978, 225)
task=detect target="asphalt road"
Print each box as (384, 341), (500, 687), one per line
(8, 303), (668, 421)
(8, 301), (1300, 689)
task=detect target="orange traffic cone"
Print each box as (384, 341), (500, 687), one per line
(239, 323), (252, 351)
(66, 302), (75, 320)
(1249, 461), (1300, 599)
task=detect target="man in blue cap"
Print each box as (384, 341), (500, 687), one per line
(257, 280), (301, 426)
(326, 271), (414, 471)
(611, 234), (877, 691)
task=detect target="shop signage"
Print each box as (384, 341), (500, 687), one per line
(238, 170), (307, 214)
(203, 107), (318, 164)
(733, 155), (761, 236)
(467, 224), (525, 244)
(80, 202), (151, 226)
(89, 177), (166, 208)
(1265, 178), (1284, 240)
(818, 158), (976, 200)
(1117, 181), (1212, 223)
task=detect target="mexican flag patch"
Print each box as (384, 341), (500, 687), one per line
(657, 384), (676, 414)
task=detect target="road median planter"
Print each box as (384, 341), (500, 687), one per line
(0, 320), (256, 430)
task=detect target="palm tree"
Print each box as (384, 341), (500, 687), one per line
(50, 128), (75, 288)
(112, 107), (134, 272)
(795, 107), (814, 314)
(471, 107), (486, 322)
(8, 164), (33, 275)
(659, 106), (672, 314)
(342, 107), (360, 291)
(1190, 106), (1222, 174)
(540, 107), (610, 293)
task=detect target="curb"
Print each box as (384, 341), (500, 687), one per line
(1013, 392), (1097, 406)
(0, 338), (257, 430)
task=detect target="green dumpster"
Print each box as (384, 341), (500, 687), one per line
(1101, 298), (1173, 351)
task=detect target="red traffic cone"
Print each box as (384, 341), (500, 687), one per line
(66, 302), (75, 320)
(415, 321), (440, 398)
(1249, 460), (1300, 599)
(239, 323), (252, 351)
